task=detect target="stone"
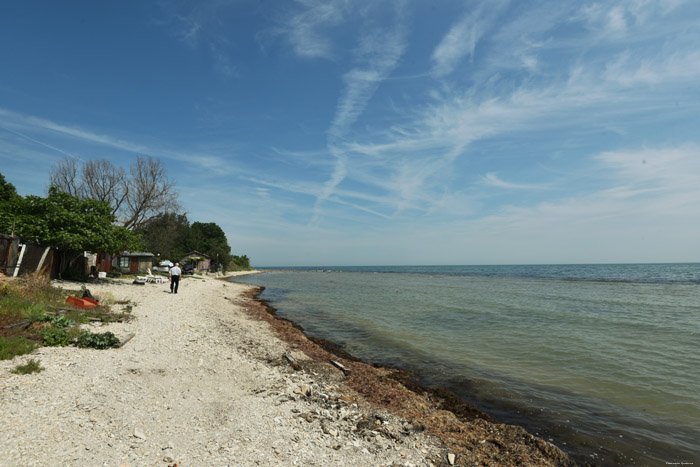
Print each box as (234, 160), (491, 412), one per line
(447, 453), (456, 465)
(133, 428), (146, 440)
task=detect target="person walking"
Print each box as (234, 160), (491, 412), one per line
(169, 262), (182, 294)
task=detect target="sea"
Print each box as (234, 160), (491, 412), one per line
(230, 264), (700, 466)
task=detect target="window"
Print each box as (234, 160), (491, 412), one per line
(119, 256), (129, 269)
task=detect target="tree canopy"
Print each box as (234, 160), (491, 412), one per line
(0, 172), (18, 202)
(1, 184), (141, 275)
(136, 212), (190, 262)
(137, 216), (246, 270)
(49, 156), (178, 230)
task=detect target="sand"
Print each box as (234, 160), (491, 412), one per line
(0, 272), (574, 466)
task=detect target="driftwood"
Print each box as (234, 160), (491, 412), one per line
(1, 319), (31, 330)
(330, 360), (351, 376)
(115, 333), (136, 348)
(284, 353), (302, 371)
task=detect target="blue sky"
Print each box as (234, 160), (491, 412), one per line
(1, 0), (699, 266)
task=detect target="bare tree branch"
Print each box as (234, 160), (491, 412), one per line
(48, 155), (179, 231)
(82, 160), (128, 216)
(122, 156), (179, 230)
(49, 158), (83, 197)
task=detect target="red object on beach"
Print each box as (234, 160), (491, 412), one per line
(82, 297), (99, 306)
(66, 295), (98, 309)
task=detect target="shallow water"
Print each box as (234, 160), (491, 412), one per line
(232, 264), (700, 466)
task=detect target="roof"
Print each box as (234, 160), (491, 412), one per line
(182, 250), (211, 259)
(120, 252), (155, 257)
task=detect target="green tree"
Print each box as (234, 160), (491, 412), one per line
(185, 222), (232, 270)
(231, 255), (251, 270)
(0, 172), (18, 202)
(136, 212), (190, 262)
(1, 186), (141, 276)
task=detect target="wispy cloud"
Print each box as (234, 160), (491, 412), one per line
(277, 0), (348, 59)
(483, 173), (549, 190)
(310, 8), (408, 224)
(328, 27), (407, 139)
(431, 1), (506, 77)
(0, 107), (236, 175)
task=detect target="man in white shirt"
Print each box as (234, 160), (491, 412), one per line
(169, 263), (182, 294)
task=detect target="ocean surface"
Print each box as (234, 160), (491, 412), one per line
(230, 264), (700, 466)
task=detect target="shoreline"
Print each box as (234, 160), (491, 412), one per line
(1, 273), (445, 466)
(231, 280), (574, 466)
(1, 273), (573, 466)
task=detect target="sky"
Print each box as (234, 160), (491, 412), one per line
(1, 0), (700, 266)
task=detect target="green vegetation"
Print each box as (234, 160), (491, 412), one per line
(11, 359), (44, 375)
(231, 255), (251, 270)
(1, 170), (252, 274)
(0, 275), (130, 359)
(39, 327), (73, 347)
(0, 336), (37, 360)
(76, 331), (120, 349)
(0, 185), (141, 277)
(137, 214), (252, 271)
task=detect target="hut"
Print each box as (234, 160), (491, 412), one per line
(180, 251), (211, 272)
(116, 252), (154, 274)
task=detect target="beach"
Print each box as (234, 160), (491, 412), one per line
(0, 272), (571, 466)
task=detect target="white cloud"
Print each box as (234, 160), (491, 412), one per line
(605, 50), (700, 86)
(431, 2), (507, 77)
(483, 173), (549, 190)
(0, 107), (237, 175)
(279, 0), (348, 59)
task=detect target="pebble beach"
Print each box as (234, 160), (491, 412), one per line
(0, 272), (572, 466)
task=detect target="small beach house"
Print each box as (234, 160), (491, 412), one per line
(180, 251), (211, 272)
(115, 251), (154, 274)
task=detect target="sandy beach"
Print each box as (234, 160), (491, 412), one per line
(0, 272), (572, 466)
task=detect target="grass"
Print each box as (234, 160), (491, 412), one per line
(11, 359), (44, 374)
(0, 273), (131, 359)
(0, 336), (38, 360)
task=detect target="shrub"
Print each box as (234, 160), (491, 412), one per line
(76, 331), (120, 349)
(11, 359), (44, 374)
(48, 315), (74, 328)
(40, 327), (72, 347)
(0, 336), (37, 360)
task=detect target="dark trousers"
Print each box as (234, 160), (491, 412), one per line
(170, 275), (180, 293)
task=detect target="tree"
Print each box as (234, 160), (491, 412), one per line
(48, 159), (82, 197)
(82, 159), (128, 217)
(48, 155), (179, 230)
(122, 156), (178, 230)
(185, 222), (233, 270)
(2, 186), (141, 276)
(136, 212), (190, 261)
(231, 255), (251, 270)
(0, 172), (18, 202)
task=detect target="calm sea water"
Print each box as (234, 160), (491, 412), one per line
(231, 264), (700, 466)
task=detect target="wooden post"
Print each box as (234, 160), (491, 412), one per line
(35, 246), (51, 272)
(13, 244), (26, 277)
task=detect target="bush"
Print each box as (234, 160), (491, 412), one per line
(76, 331), (120, 349)
(11, 359), (44, 374)
(48, 315), (75, 328)
(0, 336), (37, 360)
(40, 327), (72, 347)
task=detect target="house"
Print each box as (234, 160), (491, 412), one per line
(95, 252), (118, 273)
(180, 251), (211, 272)
(115, 252), (154, 274)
